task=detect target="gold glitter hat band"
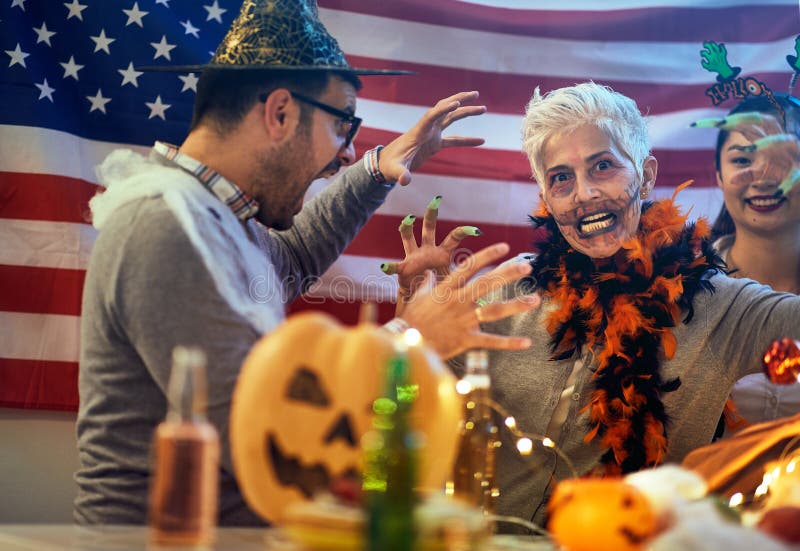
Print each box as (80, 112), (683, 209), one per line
(139, 0), (411, 76)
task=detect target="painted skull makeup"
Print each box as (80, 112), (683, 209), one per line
(540, 124), (654, 259)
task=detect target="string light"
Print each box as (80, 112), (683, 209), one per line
(729, 492), (744, 507)
(469, 396), (579, 478)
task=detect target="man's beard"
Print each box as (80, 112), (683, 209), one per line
(252, 133), (314, 230)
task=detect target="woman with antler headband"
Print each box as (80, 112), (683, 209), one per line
(708, 93), (800, 438)
(382, 82), (800, 531)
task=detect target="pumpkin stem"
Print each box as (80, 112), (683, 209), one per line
(359, 301), (378, 324)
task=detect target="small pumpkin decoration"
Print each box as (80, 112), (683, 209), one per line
(547, 478), (658, 551)
(230, 311), (460, 523)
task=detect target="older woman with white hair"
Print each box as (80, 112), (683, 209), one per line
(388, 82), (800, 531)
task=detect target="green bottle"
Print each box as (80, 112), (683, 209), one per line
(363, 343), (419, 551)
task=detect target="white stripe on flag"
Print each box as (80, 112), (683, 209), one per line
(321, 8), (797, 81)
(0, 312), (81, 363)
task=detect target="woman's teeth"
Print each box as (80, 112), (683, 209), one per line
(746, 197), (783, 207)
(579, 212), (615, 234)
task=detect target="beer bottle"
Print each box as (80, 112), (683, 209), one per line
(364, 342), (419, 551)
(148, 346), (219, 546)
(450, 349), (499, 514)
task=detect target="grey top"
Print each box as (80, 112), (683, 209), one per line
(74, 149), (390, 526)
(475, 254), (800, 530)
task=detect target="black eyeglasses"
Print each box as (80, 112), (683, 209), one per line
(259, 91), (362, 148)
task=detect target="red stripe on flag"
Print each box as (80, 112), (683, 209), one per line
(345, 214), (533, 260)
(321, 0), (795, 43)
(0, 171), (97, 224)
(0, 358), (79, 411)
(356, 128), (717, 187)
(0, 264), (85, 316)
(354, 56), (790, 117)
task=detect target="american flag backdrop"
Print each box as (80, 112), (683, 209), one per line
(1, 0), (798, 411)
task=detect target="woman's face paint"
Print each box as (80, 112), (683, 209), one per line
(717, 114), (800, 236)
(540, 124), (654, 259)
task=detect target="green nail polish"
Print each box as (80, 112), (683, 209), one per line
(722, 112), (770, 129)
(690, 117), (725, 129)
(778, 167), (800, 196)
(427, 195), (442, 210)
(753, 134), (795, 150)
(380, 263), (389, 273)
(476, 298), (488, 307)
(401, 214), (416, 226)
(461, 226), (482, 236)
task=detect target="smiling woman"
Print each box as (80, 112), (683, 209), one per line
(710, 94), (800, 438)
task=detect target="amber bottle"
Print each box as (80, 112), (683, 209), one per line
(450, 349), (499, 514)
(148, 347), (219, 546)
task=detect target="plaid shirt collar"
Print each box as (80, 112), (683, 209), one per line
(152, 141), (260, 221)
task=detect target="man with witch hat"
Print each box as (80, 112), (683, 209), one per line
(75, 0), (539, 525)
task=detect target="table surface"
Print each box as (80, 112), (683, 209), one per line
(0, 524), (555, 551)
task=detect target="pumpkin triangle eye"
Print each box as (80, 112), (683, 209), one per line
(286, 367), (330, 406)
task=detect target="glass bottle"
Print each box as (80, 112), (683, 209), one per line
(364, 340), (419, 551)
(450, 349), (499, 514)
(148, 346), (219, 546)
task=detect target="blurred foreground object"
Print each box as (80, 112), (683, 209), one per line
(229, 311), (459, 523)
(547, 478), (658, 551)
(148, 347), (219, 546)
(763, 338), (800, 385)
(449, 349), (499, 515)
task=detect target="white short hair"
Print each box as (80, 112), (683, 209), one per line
(521, 82), (651, 190)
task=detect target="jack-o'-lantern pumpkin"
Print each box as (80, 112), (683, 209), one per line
(230, 311), (460, 523)
(547, 478), (658, 551)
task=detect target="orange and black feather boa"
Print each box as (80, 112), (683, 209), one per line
(524, 193), (725, 474)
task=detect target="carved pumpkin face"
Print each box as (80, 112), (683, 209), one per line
(547, 478), (658, 551)
(230, 312), (460, 523)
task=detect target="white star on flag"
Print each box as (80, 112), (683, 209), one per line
(90, 29), (116, 54)
(146, 95), (171, 120)
(5, 43), (29, 68)
(35, 78), (55, 102)
(178, 73), (198, 92)
(150, 35), (176, 61)
(122, 2), (148, 27)
(118, 62), (143, 87)
(33, 22), (56, 46)
(60, 55), (84, 80)
(86, 89), (110, 114)
(11, 0), (27, 11)
(64, 0), (88, 21)
(180, 20), (200, 38)
(204, 0), (226, 23)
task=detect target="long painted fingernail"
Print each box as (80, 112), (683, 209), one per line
(380, 262), (397, 275)
(427, 195), (442, 209)
(778, 167), (800, 196)
(398, 215), (416, 231)
(690, 117), (725, 128)
(723, 112), (770, 129)
(460, 226), (482, 236)
(753, 134), (795, 150)
(476, 298), (488, 307)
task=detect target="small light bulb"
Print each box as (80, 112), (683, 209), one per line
(445, 481), (454, 496)
(456, 380), (472, 395)
(542, 437), (554, 448)
(729, 492), (744, 507)
(517, 437), (533, 455)
(786, 459), (797, 474)
(755, 483), (770, 498)
(505, 417), (517, 429)
(402, 328), (422, 347)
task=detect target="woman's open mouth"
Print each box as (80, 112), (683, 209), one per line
(578, 212), (617, 236)
(745, 195), (785, 213)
